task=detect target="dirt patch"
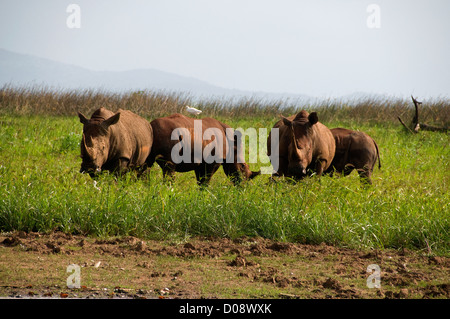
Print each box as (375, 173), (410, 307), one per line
(0, 231), (448, 299)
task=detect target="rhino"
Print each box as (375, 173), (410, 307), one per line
(78, 107), (153, 177)
(147, 113), (260, 186)
(267, 110), (335, 179)
(325, 128), (381, 185)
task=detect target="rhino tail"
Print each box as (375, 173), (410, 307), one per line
(372, 138), (381, 169)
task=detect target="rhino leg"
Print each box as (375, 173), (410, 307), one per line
(162, 167), (176, 183)
(117, 157), (130, 175)
(343, 164), (355, 176)
(155, 157), (176, 183)
(135, 163), (148, 178)
(314, 159), (329, 177)
(145, 154), (156, 169)
(357, 165), (373, 185)
(195, 164), (220, 187)
(270, 156), (289, 179)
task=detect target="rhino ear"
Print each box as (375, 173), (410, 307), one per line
(78, 112), (90, 125)
(102, 112), (120, 129)
(282, 116), (292, 127)
(308, 112), (318, 125)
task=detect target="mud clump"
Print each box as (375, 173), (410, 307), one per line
(322, 277), (342, 290)
(228, 255), (247, 267)
(2, 237), (22, 247)
(45, 242), (62, 254)
(183, 243), (196, 250)
(422, 284), (450, 298)
(228, 255), (258, 268)
(267, 242), (294, 253)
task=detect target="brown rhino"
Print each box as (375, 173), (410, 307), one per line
(147, 113), (260, 186)
(325, 128), (381, 185)
(78, 107), (153, 177)
(267, 110), (335, 179)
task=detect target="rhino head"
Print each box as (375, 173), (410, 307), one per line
(78, 109), (121, 177)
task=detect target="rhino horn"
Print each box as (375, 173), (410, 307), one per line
(82, 134), (95, 158)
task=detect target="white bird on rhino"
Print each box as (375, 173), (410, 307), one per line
(185, 105), (202, 115)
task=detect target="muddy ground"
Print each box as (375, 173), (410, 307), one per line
(0, 231), (448, 299)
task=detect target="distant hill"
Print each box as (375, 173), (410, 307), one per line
(0, 48), (228, 95)
(0, 48), (314, 103)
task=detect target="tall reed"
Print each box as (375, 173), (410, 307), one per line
(1, 85), (448, 126)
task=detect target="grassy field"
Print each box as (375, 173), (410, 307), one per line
(0, 88), (449, 256)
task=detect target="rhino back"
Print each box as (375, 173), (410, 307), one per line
(150, 114), (195, 158)
(109, 110), (153, 165)
(311, 122), (335, 168)
(329, 128), (378, 172)
(150, 114), (229, 158)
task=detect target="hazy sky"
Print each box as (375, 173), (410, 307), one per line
(1, 0), (449, 98)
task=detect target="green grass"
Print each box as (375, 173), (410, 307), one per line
(0, 112), (448, 255)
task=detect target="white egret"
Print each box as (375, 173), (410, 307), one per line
(185, 105), (202, 115)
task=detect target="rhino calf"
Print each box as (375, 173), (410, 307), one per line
(325, 128), (381, 185)
(78, 107), (153, 177)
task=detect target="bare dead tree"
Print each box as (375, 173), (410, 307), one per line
(411, 96), (421, 133)
(397, 96), (448, 133)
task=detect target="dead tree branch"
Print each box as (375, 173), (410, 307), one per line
(398, 96), (448, 133)
(397, 116), (415, 134)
